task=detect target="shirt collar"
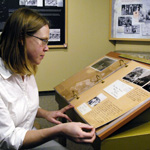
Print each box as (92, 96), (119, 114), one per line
(0, 57), (13, 79)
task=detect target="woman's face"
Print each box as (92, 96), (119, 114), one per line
(26, 25), (50, 65)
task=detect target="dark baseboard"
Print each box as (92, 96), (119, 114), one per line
(39, 90), (55, 96)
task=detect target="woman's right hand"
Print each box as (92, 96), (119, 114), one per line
(22, 122), (96, 149)
(60, 122), (96, 143)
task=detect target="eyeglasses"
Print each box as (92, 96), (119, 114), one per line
(27, 34), (49, 46)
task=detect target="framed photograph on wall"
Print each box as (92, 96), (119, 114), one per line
(0, 0), (68, 48)
(109, 0), (150, 41)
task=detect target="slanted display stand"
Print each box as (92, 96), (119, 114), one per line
(55, 51), (150, 149)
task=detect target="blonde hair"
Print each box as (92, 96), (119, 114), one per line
(0, 7), (49, 75)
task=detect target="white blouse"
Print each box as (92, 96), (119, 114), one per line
(0, 58), (39, 150)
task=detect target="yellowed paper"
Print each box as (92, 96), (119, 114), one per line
(55, 56), (129, 101)
(71, 61), (150, 128)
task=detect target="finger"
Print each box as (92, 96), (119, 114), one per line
(81, 127), (96, 138)
(50, 118), (62, 124)
(77, 134), (96, 143)
(75, 129), (96, 143)
(60, 104), (74, 113)
(79, 123), (94, 130)
(59, 113), (72, 122)
(82, 130), (95, 138)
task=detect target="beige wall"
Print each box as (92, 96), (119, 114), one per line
(35, 0), (115, 91)
(115, 41), (150, 52)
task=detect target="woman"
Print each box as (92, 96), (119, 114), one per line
(0, 8), (96, 150)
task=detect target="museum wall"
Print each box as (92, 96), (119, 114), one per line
(35, 0), (115, 91)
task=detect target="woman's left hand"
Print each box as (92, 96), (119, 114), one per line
(44, 104), (74, 124)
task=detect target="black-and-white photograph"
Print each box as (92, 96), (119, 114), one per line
(143, 82), (150, 92)
(133, 4), (142, 13)
(133, 72), (150, 86)
(132, 25), (140, 34)
(45, 0), (57, 6)
(19, 0), (25, 5)
(118, 17), (126, 26)
(121, 4), (142, 16)
(124, 25), (140, 34)
(118, 17), (132, 27)
(25, 0), (37, 6)
(123, 67), (146, 82)
(88, 97), (101, 107)
(57, 0), (63, 7)
(125, 17), (132, 27)
(121, 4), (133, 15)
(91, 57), (117, 72)
(124, 26), (132, 34)
(49, 29), (60, 41)
(146, 10), (150, 22)
(139, 9), (150, 23)
(123, 67), (150, 87)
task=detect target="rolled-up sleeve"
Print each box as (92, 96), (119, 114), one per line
(0, 99), (28, 150)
